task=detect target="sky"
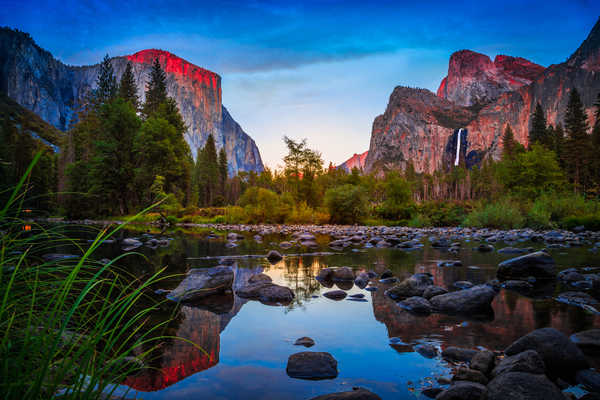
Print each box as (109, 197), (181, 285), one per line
(1, 1), (599, 168)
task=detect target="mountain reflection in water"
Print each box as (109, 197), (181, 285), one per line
(98, 230), (600, 399)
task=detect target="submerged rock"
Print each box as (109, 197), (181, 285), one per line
(168, 266), (234, 302)
(576, 369), (600, 392)
(414, 343), (438, 358)
(308, 387), (381, 400)
(504, 327), (588, 380)
(286, 351), (338, 380)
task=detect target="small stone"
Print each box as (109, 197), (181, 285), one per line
(323, 290), (347, 300)
(294, 337), (315, 347)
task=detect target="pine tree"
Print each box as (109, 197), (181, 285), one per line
(529, 102), (548, 148)
(143, 58), (168, 118)
(195, 134), (219, 206)
(502, 124), (516, 159)
(218, 147), (228, 198)
(563, 88), (591, 193)
(118, 62), (139, 110)
(95, 54), (117, 105)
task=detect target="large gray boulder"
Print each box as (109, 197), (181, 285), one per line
(486, 372), (564, 400)
(504, 327), (588, 379)
(491, 350), (545, 378)
(429, 285), (496, 315)
(235, 273), (294, 305)
(435, 382), (487, 400)
(308, 388), (381, 400)
(385, 273), (433, 300)
(167, 266), (234, 302)
(497, 251), (556, 280)
(286, 351), (338, 379)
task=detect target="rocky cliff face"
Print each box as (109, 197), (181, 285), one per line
(338, 150), (368, 172)
(364, 18), (600, 174)
(437, 50), (545, 107)
(0, 28), (263, 175)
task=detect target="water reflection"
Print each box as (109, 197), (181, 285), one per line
(81, 229), (600, 398)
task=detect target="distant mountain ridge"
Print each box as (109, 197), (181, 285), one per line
(358, 18), (600, 174)
(0, 28), (263, 175)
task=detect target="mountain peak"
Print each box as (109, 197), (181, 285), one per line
(126, 49), (220, 89)
(437, 49), (544, 106)
(567, 17), (600, 71)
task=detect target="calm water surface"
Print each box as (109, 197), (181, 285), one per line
(82, 228), (600, 399)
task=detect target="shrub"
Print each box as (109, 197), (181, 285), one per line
(561, 214), (600, 231)
(463, 199), (525, 229)
(419, 202), (469, 227)
(408, 213), (432, 228)
(324, 184), (368, 224)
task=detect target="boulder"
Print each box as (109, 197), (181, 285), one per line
(497, 251), (556, 280)
(398, 296), (432, 314)
(491, 350), (545, 378)
(421, 387), (443, 399)
(570, 329), (600, 354)
(470, 350), (495, 375)
(235, 279), (295, 305)
(308, 388), (381, 400)
(452, 367), (488, 385)
(442, 347), (477, 363)
(266, 250), (283, 262)
(486, 372), (564, 400)
(317, 267), (354, 282)
(168, 266), (234, 302)
(286, 351), (338, 380)
(385, 273), (433, 300)
(323, 290), (347, 300)
(556, 291), (599, 308)
(504, 327), (588, 379)
(453, 281), (474, 289)
(435, 382), (487, 400)
(354, 272), (370, 289)
(423, 286), (448, 300)
(429, 285), (496, 315)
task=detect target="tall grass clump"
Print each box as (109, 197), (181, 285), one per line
(0, 154), (181, 399)
(463, 199), (525, 229)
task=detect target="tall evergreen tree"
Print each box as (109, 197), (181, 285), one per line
(502, 124), (516, 159)
(143, 58), (168, 117)
(591, 92), (600, 191)
(95, 54), (117, 105)
(118, 62), (139, 110)
(218, 147), (228, 198)
(563, 88), (591, 193)
(529, 102), (548, 148)
(196, 134), (219, 206)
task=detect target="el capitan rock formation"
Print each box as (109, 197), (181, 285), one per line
(363, 18), (600, 174)
(0, 28), (263, 175)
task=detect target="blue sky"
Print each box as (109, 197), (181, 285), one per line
(1, 1), (599, 167)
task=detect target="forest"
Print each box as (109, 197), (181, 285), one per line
(1, 57), (600, 230)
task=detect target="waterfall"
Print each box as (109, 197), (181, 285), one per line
(454, 128), (462, 166)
